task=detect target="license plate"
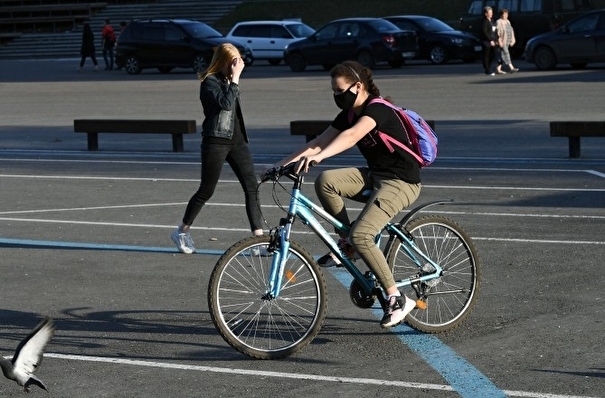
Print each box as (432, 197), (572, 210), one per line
(474, 45), (482, 51)
(402, 52), (415, 58)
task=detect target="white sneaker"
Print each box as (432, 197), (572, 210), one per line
(380, 295), (416, 328)
(171, 228), (195, 254)
(250, 245), (272, 256)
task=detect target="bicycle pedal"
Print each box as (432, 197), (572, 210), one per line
(415, 300), (427, 310)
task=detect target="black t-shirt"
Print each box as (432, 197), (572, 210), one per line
(331, 96), (421, 183)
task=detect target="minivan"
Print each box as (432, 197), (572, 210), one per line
(226, 20), (315, 65)
(459, 0), (593, 56)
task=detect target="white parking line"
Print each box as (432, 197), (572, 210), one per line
(41, 353), (601, 398)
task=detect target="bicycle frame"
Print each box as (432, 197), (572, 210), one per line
(266, 170), (445, 300)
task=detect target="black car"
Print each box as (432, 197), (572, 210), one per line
(524, 9), (605, 70)
(283, 17), (418, 72)
(384, 15), (482, 64)
(115, 19), (253, 75)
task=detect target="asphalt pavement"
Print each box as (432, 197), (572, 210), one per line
(1, 58), (604, 398)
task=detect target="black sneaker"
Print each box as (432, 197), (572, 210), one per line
(380, 295), (416, 328)
(317, 252), (342, 267)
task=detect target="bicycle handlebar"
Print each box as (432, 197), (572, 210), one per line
(261, 160), (318, 183)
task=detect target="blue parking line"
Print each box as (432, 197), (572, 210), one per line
(2, 237), (505, 396)
(0, 238), (224, 256)
(329, 267), (506, 398)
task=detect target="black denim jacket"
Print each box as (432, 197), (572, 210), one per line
(200, 73), (248, 141)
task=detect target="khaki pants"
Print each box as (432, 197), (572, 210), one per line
(314, 167), (421, 290)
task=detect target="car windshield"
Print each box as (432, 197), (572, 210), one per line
(285, 23), (315, 38)
(366, 19), (400, 32)
(181, 22), (223, 38)
(416, 17), (455, 32)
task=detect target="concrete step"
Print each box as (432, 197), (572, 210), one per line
(0, 0), (241, 59)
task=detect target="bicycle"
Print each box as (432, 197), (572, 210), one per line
(208, 163), (481, 359)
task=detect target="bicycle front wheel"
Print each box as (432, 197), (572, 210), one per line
(386, 215), (481, 333)
(208, 235), (327, 359)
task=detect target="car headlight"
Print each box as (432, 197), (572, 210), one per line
(450, 38), (464, 44)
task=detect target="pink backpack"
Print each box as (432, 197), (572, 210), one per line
(361, 97), (438, 167)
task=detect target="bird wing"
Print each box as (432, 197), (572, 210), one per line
(12, 317), (55, 376)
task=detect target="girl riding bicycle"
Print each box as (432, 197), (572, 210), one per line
(274, 60), (421, 328)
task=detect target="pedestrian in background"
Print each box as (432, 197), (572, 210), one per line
(78, 22), (98, 72)
(101, 19), (115, 70)
(481, 6), (497, 75)
(497, 9), (519, 73)
(171, 43), (265, 254)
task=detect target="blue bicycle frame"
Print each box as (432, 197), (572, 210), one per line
(266, 171), (447, 300)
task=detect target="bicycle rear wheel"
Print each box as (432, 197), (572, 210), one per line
(386, 215), (481, 333)
(208, 235), (327, 359)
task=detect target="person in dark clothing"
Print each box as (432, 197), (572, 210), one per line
(79, 23), (98, 72)
(481, 6), (497, 75)
(171, 43), (265, 254)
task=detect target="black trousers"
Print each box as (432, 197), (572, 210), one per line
(482, 44), (495, 74)
(182, 139), (263, 231)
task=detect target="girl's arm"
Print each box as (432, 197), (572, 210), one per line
(298, 115), (376, 173)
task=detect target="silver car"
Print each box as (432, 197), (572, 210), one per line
(226, 20), (315, 65)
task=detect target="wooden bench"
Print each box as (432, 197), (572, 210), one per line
(290, 119), (436, 142)
(549, 121), (605, 158)
(74, 119), (197, 152)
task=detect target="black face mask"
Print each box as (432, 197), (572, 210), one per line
(333, 83), (358, 110)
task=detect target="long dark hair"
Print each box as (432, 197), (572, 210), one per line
(82, 22), (93, 40)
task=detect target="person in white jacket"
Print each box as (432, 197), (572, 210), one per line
(496, 9), (519, 73)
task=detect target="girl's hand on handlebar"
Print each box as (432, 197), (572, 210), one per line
(294, 156), (319, 174)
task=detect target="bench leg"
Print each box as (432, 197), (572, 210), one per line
(87, 132), (99, 151)
(568, 137), (580, 158)
(172, 134), (184, 152)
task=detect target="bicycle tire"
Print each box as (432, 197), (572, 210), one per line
(208, 235), (327, 359)
(385, 215), (481, 333)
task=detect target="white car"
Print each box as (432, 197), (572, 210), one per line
(226, 20), (315, 65)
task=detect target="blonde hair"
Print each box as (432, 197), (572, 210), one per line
(198, 43), (241, 81)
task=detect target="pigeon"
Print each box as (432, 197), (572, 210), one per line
(0, 317), (55, 393)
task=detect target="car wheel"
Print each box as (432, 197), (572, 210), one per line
(268, 59), (281, 66)
(429, 45), (448, 65)
(158, 67), (173, 74)
(288, 53), (306, 72)
(357, 51), (375, 69)
(533, 46), (557, 70)
(193, 54), (209, 73)
(570, 63), (587, 69)
(124, 56), (141, 75)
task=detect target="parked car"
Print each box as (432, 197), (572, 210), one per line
(524, 9), (605, 70)
(226, 20), (315, 65)
(283, 17), (418, 72)
(115, 19), (253, 75)
(459, 0), (593, 57)
(384, 15), (482, 64)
